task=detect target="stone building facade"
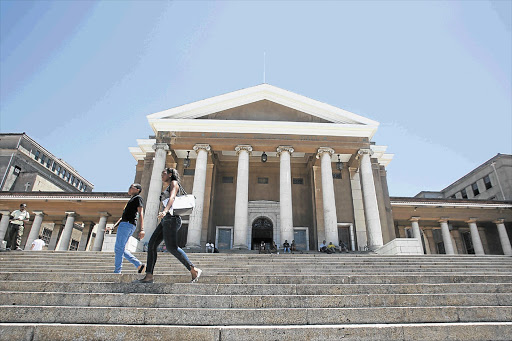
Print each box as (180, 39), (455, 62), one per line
(0, 133), (93, 193)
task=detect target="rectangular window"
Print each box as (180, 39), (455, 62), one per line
(34, 150), (40, 161)
(52, 162), (57, 171)
(83, 185), (87, 192)
(484, 175), (492, 190)
(222, 176), (233, 183)
(332, 173), (342, 179)
(471, 183), (480, 196)
(461, 188), (468, 199)
(42, 228), (52, 245)
(40, 154), (46, 164)
(57, 166), (61, 174)
(292, 178), (304, 185)
(69, 239), (79, 251)
(183, 169), (195, 176)
(70, 175), (74, 184)
(257, 177), (269, 184)
(46, 158), (52, 168)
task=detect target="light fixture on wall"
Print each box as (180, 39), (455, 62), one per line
(184, 151), (191, 168)
(261, 151), (267, 163)
(336, 154), (343, 173)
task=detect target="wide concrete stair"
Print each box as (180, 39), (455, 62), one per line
(0, 251), (511, 340)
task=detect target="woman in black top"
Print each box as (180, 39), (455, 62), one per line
(137, 168), (202, 283)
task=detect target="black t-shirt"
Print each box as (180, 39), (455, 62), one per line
(121, 195), (143, 224)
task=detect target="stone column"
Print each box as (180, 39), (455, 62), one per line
(141, 143), (169, 244)
(48, 221), (63, 250)
(186, 144), (211, 249)
(92, 212), (110, 251)
(349, 168), (367, 248)
(439, 218), (455, 255)
(358, 149), (383, 249)
(316, 147), (338, 247)
(494, 219), (512, 256)
(409, 217), (422, 239)
(78, 222), (94, 251)
(467, 218), (485, 255)
(277, 146), (294, 245)
(25, 211), (45, 249)
(0, 210), (11, 241)
(57, 212), (76, 251)
(233, 145), (252, 249)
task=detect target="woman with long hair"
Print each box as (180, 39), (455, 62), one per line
(137, 168), (202, 283)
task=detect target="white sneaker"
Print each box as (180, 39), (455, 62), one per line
(191, 268), (203, 283)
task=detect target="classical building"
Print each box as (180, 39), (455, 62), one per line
(0, 84), (510, 255)
(0, 133), (93, 192)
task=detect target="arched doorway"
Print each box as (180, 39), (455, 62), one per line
(252, 217), (273, 250)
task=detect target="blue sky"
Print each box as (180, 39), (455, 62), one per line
(1, 0), (510, 195)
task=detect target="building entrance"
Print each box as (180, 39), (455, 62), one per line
(252, 217), (273, 250)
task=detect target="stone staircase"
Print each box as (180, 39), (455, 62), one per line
(0, 251), (511, 340)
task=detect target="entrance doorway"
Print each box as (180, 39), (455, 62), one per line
(252, 217), (273, 250)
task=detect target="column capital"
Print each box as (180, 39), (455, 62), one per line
(409, 217), (421, 222)
(357, 148), (374, 157)
(277, 146), (294, 156)
(466, 218), (478, 224)
(32, 211), (45, 217)
(65, 212), (77, 218)
(438, 217), (449, 223)
(493, 218), (505, 224)
(316, 147), (335, 159)
(193, 144), (211, 153)
(152, 143), (169, 151)
(99, 212), (111, 218)
(235, 145), (252, 155)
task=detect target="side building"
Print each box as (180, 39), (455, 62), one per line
(0, 133), (94, 192)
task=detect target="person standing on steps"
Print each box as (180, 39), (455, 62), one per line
(6, 203), (30, 251)
(111, 183), (146, 274)
(137, 168), (202, 283)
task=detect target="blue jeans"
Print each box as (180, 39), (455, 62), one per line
(114, 222), (142, 273)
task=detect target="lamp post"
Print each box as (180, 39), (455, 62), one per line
(184, 151), (191, 168)
(261, 151), (267, 163)
(336, 154), (343, 177)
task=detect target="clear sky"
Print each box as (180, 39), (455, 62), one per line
(1, 0), (510, 195)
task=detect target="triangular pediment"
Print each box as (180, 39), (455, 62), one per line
(147, 84), (379, 126)
(197, 100), (332, 123)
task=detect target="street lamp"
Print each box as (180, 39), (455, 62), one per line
(336, 154), (343, 176)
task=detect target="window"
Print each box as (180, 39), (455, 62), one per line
(42, 228), (52, 245)
(57, 166), (61, 175)
(83, 185), (87, 192)
(34, 150), (40, 161)
(69, 240), (79, 251)
(52, 162), (57, 171)
(484, 175), (492, 190)
(257, 177), (269, 184)
(183, 169), (195, 176)
(222, 176), (233, 183)
(471, 183), (480, 196)
(461, 188), (468, 199)
(40, 154), (46, 164)
(292, 178), (304, 185)
(70, 175), (74, 184)
(332, 173), (342, 179)
(78, 181), (83, 190)
(74, 178), (79, 186)
(46, 158), (52, 168)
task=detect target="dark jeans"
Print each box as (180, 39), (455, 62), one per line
(146, 215), (194, 274)
(6, 223), (23, 249)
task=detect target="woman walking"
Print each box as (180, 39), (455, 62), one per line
(137, 168), (202, 283)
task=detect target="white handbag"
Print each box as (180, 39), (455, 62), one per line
(172, 184), (196, 216)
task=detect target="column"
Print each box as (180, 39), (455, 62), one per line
(24, 211), (44, 249)
(358, 149), (383, 249)
(317, 147), (338, 247)
(92, 212), (110, 251)
(0, 210), (11, 241)
(277, 146), (294, 245)
(78, 222), (94, 251)
(439, 218), (455, 255)
(467, 218), (485, 255)
(349, 168), (367, 248)
(409, 217), (422, 239)
(233, 145), (252, 249)
(494, 219), (512, 256)
(57, 212), (76, 251)
(186, 144), (211, 249)
(48, 221), (63, 250)
(141, 143), (169, 244)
